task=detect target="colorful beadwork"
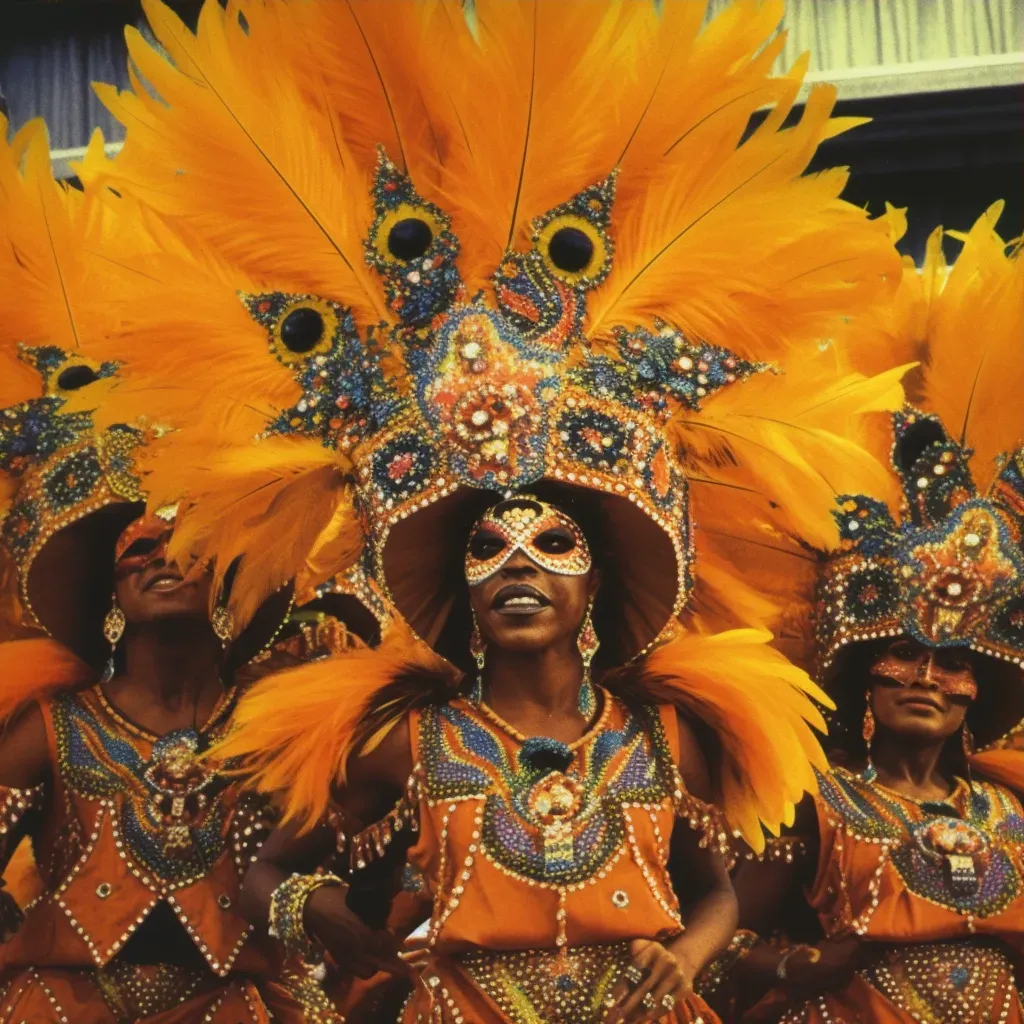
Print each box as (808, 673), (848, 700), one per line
(416, 695), (677, 889)
(229, 159), (770, 647)
(817, 766), (1024, 920)
(52, 687), (240, 888)
(861, 940), (1017, 1024)
(818, 409), (1024, 669)
(456, 942), (632, 1024)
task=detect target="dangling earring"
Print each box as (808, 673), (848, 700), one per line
(861, 693), (877, 783)
(468, 613), (485, 704)
(101, 595), (126, 684)
(961, 722), (975, 789)
(576, 598), (600, 719)
(211, 603), (235, 650)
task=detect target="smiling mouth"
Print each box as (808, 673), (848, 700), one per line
(144, 572), (186, 593)
(491, 583), (551, 614)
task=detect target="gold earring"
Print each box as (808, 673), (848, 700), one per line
(861, 693), (877, 783)
(576, 598), (599, 719)
(468, 612), (485, 703)
(211, 604), (234, 648)
(102, 595), (125, 683)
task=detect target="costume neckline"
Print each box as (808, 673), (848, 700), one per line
(465, 686), (613, 752)
(93, 681), (237, 743)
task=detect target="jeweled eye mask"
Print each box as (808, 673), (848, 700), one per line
(465, 497), (591, 586)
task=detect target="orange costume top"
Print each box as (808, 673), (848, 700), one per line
(778, 765), (1024, 1024)
(383, 688), (722, 1024)
(0, 684), (312, 1024)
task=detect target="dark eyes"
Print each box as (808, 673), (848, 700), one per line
(547, 226), (594, 273)
(934, 651), (970, 672)
(888, 641), (917, 661)
(469, 531), (506, 561)
(56, 364), (99, 390)
(533, 528), (576, 555)
(280, 307), (325, 353)
(119, 537), (161, 561)
(387, 218), (434, 261)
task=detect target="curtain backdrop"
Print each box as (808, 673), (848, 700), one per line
(1, 0), (1021, 154)
(707, 0), (1021, 71)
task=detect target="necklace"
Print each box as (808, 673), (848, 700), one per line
(471, 687), (611, 750)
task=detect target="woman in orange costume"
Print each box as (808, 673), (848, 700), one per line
(711, 210), (1024, 1024)
(0, 117), (343, 1023)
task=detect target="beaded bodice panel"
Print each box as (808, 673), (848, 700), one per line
(816, 766), (1024, 927)
(49, 686), (246, 890)
(416, 693), (679, 890)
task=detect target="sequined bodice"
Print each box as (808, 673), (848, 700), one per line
(0, 686), (274, 976)
(813, 766), (1024, 938)
(407, 692), (688, 955)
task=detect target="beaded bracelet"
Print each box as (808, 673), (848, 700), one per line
(268, 872), (345, 960)
(776, 943), (822, 982)
(694, 928), (759, 996)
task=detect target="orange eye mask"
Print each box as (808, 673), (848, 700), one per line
(113, 509), (177, 579)
(465, 498), (591, 586)
(870, 644), (979, 701)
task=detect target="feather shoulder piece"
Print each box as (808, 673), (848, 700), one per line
(0, 639), (93, 725)
(607, 629), (831, 851)
(213, 619), (459, 831)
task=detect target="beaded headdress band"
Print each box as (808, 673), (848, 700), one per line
(817, 409), (1024, 672)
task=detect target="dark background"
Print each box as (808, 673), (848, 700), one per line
(3, 0), (1022, 263)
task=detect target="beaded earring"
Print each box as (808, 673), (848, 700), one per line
(468, 612), (485, 704)
(576, 598), (599, 719)
(101, 595), (126, 683)
(861, 693), (877, 783)
(211, 603), (235, 650)
(962, 721), (975, 789)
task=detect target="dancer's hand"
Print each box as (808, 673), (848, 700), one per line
(604, 937), (694, 1022)
(306, 887), (414, 981)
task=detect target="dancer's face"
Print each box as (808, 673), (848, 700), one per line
(869, 638), (974, 742)
(466, 499), (597, 655)
(113, 517), (212, 625)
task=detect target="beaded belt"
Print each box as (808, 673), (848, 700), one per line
(862, 940), (1017, 1024)
(456, 942), (654, 1024)
(93, 961), (209, 1018)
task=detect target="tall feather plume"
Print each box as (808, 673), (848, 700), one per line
(91, 0), (388, 321)
(919, 203), (1024, 491)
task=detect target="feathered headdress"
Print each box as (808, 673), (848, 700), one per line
(813, 206), (1024, 751)
(78, 0), (913, 844)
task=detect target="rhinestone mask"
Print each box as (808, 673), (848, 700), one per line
(870, 643), (979, 701)
(465, 498), (591, 586)
(114, 506), (178, 579)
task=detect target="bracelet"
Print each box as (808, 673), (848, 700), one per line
(268, 872), (344, 959)
(694, 928), (759, 996)
(776, 943), (821, 982)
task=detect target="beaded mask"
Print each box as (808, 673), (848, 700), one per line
(465, 497), (591, 586)
(817, 410), (1024, 673)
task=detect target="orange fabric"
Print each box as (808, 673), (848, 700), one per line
(764, 766), (1024, 1022)
(0, 687), (296, 1022)
(0, 968), (308, 1023)
(396, 693), (720, 1022)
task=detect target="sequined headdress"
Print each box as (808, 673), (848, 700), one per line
(72, 0), (916, 844)
(82, 0), (902, 658)
(813, 205), (1024, 751)
(819, 410), (1024, 669)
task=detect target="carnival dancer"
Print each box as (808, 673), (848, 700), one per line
(0, 118), (342, 1023)
(67, 1), (916, 1020)
(710, 208), (1024, 1023)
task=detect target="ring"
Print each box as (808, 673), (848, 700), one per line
(623, 964), (644, 986)
(662, 993), (676, 1010)
(641, 992), (657, 1010)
